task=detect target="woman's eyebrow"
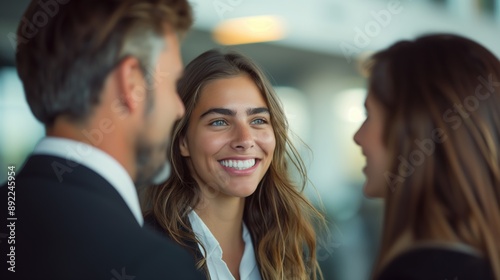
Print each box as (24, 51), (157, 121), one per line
(200, 108), (235, 119)
(247, 107), (270, 115)
(200, 107), (269, 119)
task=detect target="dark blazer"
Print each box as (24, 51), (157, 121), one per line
(377, 246), (494, 280)
(145, 213), (208, 277)
(0, 155), (205, 280)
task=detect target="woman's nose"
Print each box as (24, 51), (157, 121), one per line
(353, 125), (363, 146)
(231, 124), (255, 150)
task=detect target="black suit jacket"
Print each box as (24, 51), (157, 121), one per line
(0, 155), (205, 280)
(377, 246), (494, 280)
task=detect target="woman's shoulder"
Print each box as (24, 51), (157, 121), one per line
(377, 243), (494, 280)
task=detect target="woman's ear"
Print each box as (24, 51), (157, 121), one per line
(179, 136), (190, 157)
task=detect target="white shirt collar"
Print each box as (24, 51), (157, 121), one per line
(32, 136), (144, 226)
(188, 210), (261, 280)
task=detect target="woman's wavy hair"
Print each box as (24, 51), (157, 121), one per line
(368, 34), (500, 279)
(144, 49), (325, 279)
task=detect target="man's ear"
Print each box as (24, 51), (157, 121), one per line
(115, 56), (145, 113)
(179, 135), (190, 157)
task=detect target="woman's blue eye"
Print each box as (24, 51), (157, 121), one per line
(210, 120), (227, 126)
(251, 118), (267, 125)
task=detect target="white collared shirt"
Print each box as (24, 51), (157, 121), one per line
(188, 210), (262, 280)
(32, 137), (144, 226)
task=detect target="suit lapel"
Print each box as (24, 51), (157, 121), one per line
(19, 155), (138, 224)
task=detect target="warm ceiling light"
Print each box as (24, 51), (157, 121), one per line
(213, 15), (286, 45)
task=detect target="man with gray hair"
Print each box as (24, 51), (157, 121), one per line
(0, 0), (204, 279)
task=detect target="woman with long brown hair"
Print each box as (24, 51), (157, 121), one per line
(144, 49), (325, 280)
(354, 34), (500, 279)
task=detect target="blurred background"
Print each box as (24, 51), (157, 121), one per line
(1, 0), (500, 279)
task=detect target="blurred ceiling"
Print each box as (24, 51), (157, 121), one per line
(1, 0), (499, 68)
(189, 0), (500, 57)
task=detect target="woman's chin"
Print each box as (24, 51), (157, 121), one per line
(363, 182), (385, 198)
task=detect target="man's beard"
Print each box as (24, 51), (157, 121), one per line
(134, 136), (171, 188)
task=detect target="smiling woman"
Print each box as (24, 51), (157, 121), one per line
(143, 49), (326, 280)
(179, 74), (276, 200)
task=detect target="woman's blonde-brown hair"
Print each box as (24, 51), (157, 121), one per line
(369, 34), (500, 278)
(144, 49), (325, 279)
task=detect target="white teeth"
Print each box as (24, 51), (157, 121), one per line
(219, 159), (256, 170)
